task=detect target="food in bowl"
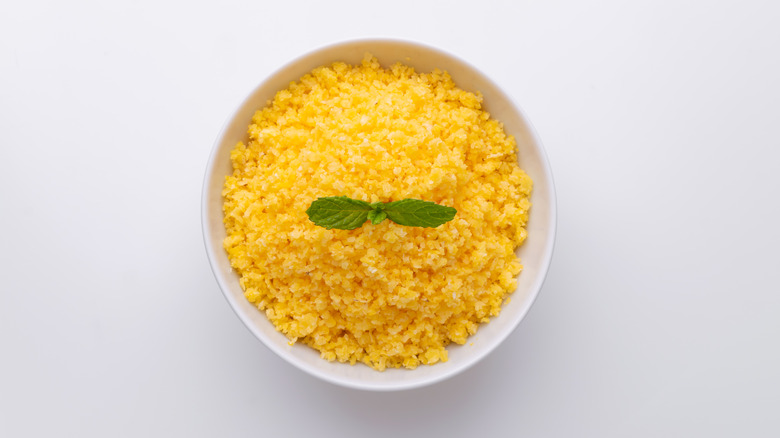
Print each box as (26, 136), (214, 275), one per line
(222, 54), (532, 371)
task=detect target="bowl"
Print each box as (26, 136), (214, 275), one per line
(202, 39), (556, 391)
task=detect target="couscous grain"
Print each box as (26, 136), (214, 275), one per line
(222, 54), (532, 371)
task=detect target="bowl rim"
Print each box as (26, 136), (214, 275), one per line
(201, 37), (557, 391)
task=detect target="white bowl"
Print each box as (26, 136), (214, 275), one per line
(202, 39), (556, 391)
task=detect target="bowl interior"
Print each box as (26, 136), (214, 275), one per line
(202, 39), (556, 391)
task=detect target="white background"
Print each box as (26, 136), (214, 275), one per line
(2, 0), (779, 436)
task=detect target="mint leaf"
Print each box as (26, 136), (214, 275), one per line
(367, 209), (387, 225)
(383, 199), (457, 228)
(305, 196), (373, 230)
(306, 196), (457, 230)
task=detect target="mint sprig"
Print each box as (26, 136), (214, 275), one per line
(306, 196), (457, 230)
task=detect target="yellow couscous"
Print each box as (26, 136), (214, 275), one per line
(222, 54), (532, 371)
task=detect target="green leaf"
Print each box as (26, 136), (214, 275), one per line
(306, 196), (457, 230)
(305, 196), (373, 230)
(383, 199), (457, 228)
(367, 209), (387, 225)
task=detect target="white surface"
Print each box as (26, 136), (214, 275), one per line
(1, 0), (779, 436)
(202, 39), (556, 390)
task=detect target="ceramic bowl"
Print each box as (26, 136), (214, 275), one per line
(202, 39), (556, 391)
